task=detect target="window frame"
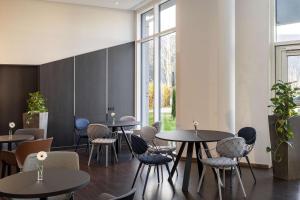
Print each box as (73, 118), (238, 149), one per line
(135, 0), (176, 126)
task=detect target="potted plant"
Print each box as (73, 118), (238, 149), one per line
(23, 91), (48, 138)
(268, 81), (300, 180)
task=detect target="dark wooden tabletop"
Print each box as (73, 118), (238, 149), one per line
(156, 130), (234, 142)
(102, 121), (140, 128)
(0, 168), (90, 198)
(0, 134), (34, 143)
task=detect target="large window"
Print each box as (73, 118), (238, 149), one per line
(276, 0), (300, 42)
(137, 0), (176, 131)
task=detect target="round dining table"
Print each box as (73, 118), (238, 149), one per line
(0, 134), (34, 151)
(0, 168), (90, 199)
(156, 130), (233, 192)
(102, 121), (140, 157)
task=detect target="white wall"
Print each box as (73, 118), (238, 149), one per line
(176, 0), (235, 132)
(177, 0), (272, 166)
(235, 0), (272, 166)
(0, 0), (134, 65)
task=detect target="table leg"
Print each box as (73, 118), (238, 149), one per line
(120, 127), (134, 158)
(182, 142), (194, 192)
(169, 142), (186, 181)
(8, 142), (12, 151)
(202, 141), (218, 179)
(195, 142), (203, 178)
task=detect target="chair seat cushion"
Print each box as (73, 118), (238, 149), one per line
(139, 154), (172, 165)
(92, 138), (116, 144)
(201, 157), (237, 168)
(0, 150), (17, 166)
(148, 146), (176, 154)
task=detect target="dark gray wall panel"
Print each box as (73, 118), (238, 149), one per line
(39, 58), (74, 147)
(0, 65), (38, 134)
(75, 50), (107, 123)
(108, 42), (135, 117)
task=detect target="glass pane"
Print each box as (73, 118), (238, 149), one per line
(160, 32), (176, 131)
(277, 23), (300, 42)
(288, 56), (300, 108)
(160, 0), (176, 32)
(141, 9), (154, 38)
(141, 40), (154, 125)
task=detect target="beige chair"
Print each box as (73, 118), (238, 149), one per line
(0, 138), (53, 177)
(87, 124), (118, 167)
(21, 151), (79, 200)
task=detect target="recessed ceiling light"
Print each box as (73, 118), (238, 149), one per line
(115, 1), (119, 5)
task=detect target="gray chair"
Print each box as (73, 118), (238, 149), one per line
(98, 188), (136, 200)
(21, 151), (79, 200)
(197, 137), (247, 200)
(117, 116), (137, 150)
(87, 124), (118, 167)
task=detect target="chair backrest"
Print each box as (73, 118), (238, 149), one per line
(140, 126), (157, 144)
(75, 117), (90, 130)
(152, 121), (161, 133)
(23, 151), (79, 172)
(216, 137), (246, 158)
(120, 116), (136, 130)
(131, 135), (148, 155)
(87, 124), (110, 140)
(15, 128), (44, 140)
(113, 188), (136, 200)
(15, 138), (53, 168)
(237, 127), (256, 145)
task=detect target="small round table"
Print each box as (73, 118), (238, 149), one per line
(103, 121), (140, 157)
(0, 168), (90, 199)
(156, 130), (233, 192)
(0, 134), (34, 151)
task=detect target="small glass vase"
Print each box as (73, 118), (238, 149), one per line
(194, 126), (198, 136)
(112, 117), (115, 125)
(8, 129), (12, 138)
(37, 163), (44, 181)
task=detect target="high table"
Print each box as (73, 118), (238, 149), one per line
(0, 168), (90, 199)
(156, 130), (233, 192)
(0, 134), (34, 151)
(103, 121), (140, 157)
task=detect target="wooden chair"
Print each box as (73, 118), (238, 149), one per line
(0, 138), (53, 177)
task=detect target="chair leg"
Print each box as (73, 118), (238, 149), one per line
(165, 163), (173, 185)
(156, 165), (160, 184)
(75, 136), (81, 152)
(237, 162), (242, 177)
(88, 144), (94, 166)
(161, 165), (164, 182)
(216, 168), (222, 200)
(105, 145), (108, 167)
(197, 165), (206, 192)
(1, 161), (6, 178)
(245, 155), (256, 183)
(235, 165), (247, 198)
(171, 153), (178, 176)
(223, 168), (226, 188)
(143, 165), (152, 196)
(132, 162), (143, 188)
(97, 145), (100, 163)
(230, 167), (233, 188)
(112, 143), (118, 163)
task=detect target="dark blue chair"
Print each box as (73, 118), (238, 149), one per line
(131, 134), (173, 196)
(74, 117), (90, 152)
(238, 127), (256, 183)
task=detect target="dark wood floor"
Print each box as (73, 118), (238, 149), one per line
(74, 147), (300, 200)
(1, 146), (299, 200)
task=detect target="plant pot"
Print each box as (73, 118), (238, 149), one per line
(268, 115), (300, 180)
(23, 112), (48, 139)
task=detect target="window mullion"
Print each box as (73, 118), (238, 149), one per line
(154, 3), (160, 123)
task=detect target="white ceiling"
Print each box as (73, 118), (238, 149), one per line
(44, 0), (148, 10)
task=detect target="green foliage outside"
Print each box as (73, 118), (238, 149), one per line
(149, 112), (176, 131)
(171, 88), (176, 119)
(27, 91), (48, 114)
(267, 81), (299, 162)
